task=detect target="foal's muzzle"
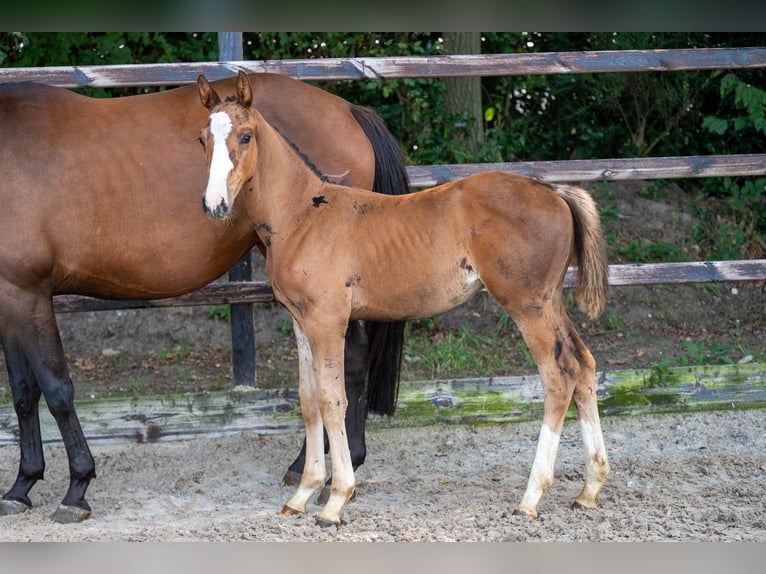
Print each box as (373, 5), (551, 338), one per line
(203, 196), (231, 220)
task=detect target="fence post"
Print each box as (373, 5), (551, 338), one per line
(218, 32), (257, 388)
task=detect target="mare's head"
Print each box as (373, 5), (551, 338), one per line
(197, 71), (258, 219)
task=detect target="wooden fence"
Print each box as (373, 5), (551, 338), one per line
(3, 35), (765, 388)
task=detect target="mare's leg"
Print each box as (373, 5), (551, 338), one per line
(0, 336), (45, 515)
(281, 321), (327, 515)
(0, 289), (95, 523)
(565, 315), (610, 510)
(282, 320), (368, 488)
(507, 301), (598, 518)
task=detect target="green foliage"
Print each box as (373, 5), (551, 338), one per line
(678, 340), (735, 366)
(703, 73), (766, 137)
(610, 237), (683, 263)
(694, 177), (766, 259)
(1, 32), (219, 96)
(696, 75), (766, 259)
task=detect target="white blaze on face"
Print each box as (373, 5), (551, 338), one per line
(205, 110), (234, 213)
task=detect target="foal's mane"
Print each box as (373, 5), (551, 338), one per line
(240, 99), (353, 188)
(273, 127), (341, 185)
(221, 93), (354, 188)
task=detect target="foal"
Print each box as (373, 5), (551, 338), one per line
(197, 72), (610, 527)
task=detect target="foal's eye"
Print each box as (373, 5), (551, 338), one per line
(240, 134), (252, 145)
(198, 136), (205, 148)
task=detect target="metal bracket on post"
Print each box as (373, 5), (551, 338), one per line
(218, 32), (256, 388)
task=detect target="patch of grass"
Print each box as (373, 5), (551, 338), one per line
(637, 179), (668, 201)
(615, 238), (683, 263)
(402, 323), (528, 381)
(206, 305), (230, 322)
(643, 360), (680, 388)
(275, 319), (294, 335)
(601, 311), (625, 331)
(156, 340), (191, 362)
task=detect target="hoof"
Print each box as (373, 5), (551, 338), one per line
(282, 469), (302, 487)
(315, 516), (342, 529)
(0, 499), (31, 516)
(512, 507), (539, 520)
(51, 504), (91, 524)
(571, 500), (595, 511)
(279, 504), (303, 517)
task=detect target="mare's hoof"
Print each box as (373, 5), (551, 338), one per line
(282, 470), (302, 487)
(280, 504), (302, 517)
(51, 504), (91, 524)
(512, 508), (539, 520)
(0, 499), (31, 516)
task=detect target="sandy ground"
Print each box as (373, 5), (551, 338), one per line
(1, 408), (764, 542)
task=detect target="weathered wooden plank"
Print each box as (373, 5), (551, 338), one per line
(52, 281), (275, 313)
(50, 260), (766, 314)
(3, 47), (766, 88)
(1, 364), (762, 445)
(565, 260), (766, 287)
(406, 154), (766, 187)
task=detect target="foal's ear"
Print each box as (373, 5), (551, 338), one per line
(236, 70), (254, 108)
(197, 75), (221, 110)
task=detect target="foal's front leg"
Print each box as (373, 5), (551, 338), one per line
(314, 340), (356, 528)
(281, 322), (326, 515)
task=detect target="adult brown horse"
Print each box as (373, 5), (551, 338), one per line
(0, 74), (408, 523)
(197, 72), (611, 527)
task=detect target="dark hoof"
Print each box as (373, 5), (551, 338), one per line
(316, 517), (342, 529)
(512, 508), (538, 519)
(0, 499), (31, 516)
(279, 504), (302, 517)
(51, 504), (91, 524)
(570, 500), (592, 511)
(282, 470), (303, 487)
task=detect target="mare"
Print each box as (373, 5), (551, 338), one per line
(197, 72), (611, 527)
(0, 73), (408, 523)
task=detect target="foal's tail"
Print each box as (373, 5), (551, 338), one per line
(350, 104), (409, 416)
(552, 184), (609, 320)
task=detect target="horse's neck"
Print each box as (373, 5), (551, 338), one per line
(252, 115), (326, 233)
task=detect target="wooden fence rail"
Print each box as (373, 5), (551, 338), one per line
(2, 47), (766, 87)
(52, 259), (766, 314)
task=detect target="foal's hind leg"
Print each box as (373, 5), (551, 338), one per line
(509, 303), (607, 518)
(565, 315), (610, 510)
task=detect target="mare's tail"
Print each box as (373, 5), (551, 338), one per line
(349, 104), (409, 416)
(551, 184), (609, 320)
